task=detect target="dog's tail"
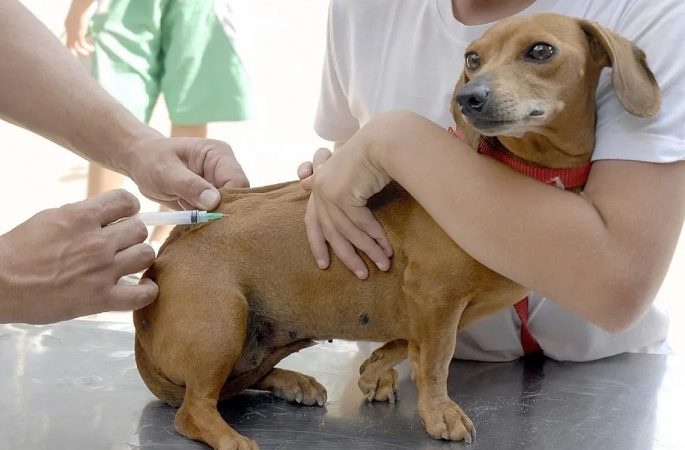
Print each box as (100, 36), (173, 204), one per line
(134, 335), (316, 408)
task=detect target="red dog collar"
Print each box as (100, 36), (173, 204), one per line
(448, 127), (591, 190)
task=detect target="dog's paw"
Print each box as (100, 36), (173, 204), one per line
(420, 400), (476, 444)
(217, 434), (259, 450)
(272, 372), (327, 407)
(358, 367), (399, 403)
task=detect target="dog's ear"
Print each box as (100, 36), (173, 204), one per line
(579, 20), (661, 118)
(450, 69), (482, 150)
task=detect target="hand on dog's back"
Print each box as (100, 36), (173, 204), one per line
(299, 145), (394, 279)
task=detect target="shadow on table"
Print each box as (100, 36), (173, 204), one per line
(135, 346), (668, 450)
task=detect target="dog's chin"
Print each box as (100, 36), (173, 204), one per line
(466, 113), (545, 138)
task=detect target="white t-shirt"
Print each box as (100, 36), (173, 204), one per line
(314, 0), (685, 362)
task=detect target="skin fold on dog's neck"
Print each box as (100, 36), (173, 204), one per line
(451, 0), (537, 26)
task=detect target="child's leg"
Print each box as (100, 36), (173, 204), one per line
(87, 164), (125, 198)
(147, 204), (173, 251)
(170, 124), (208, 139)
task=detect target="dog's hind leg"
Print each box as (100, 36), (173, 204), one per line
(357, 339), (408, 403)
(173, 293), (259, 450)
(251, 368), (327, 406)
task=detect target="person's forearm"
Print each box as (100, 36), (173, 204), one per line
(366, 111), (682, 332)
(68, 0), (95, 12)
(0, 0), (160, 174)
(65, 0), (97, 22)
(0, 236), (19, 323)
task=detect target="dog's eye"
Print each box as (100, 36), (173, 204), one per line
(526, 43), (555, 61)
(465, 52), (481, 70)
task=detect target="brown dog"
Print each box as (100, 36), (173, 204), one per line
(133, 13), (660, 450)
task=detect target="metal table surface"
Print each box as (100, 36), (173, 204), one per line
(0, 320), (683, 450)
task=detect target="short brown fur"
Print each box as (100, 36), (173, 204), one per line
(133, 13), (661, 450)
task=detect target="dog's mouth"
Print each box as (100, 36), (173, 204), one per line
(468, 117), (516, 131)
(464, 108), (546, 135)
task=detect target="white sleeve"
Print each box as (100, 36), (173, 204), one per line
(313, 1), (360, 142)
(592, 1), (685, 163)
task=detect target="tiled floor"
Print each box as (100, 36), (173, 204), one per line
(5, 0), (685, 354)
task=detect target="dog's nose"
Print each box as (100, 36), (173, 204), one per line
(456, 82), (491, 114)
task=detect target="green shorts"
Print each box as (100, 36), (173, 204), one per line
(90, 0), (251, 125)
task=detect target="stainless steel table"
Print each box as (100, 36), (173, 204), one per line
(0, 320), (682, 450)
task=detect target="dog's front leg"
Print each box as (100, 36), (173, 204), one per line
(409, 299), (476, 443)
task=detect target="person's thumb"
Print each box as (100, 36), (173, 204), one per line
(297, 161), (314, 180)
(108, 278), (159, 312)
(301, 173), (315, 191)
(168, 167), (221, 210)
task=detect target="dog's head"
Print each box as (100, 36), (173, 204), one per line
(450, 13), (661, 164)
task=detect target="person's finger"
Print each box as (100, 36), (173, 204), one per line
(298, 161), (313, 180)
(113, 242), (156, 278)
(347, 206), (394, 259)
(69, 40), (83, 55)
(198, 140), (250, 189)
(86, 189), (140, 226)
(317, 207), (370, 279)
(102, 217), (149, 250)
(301, 174), (315, 191)
(299, 148), (332, 182)
(220, 176), (250, 189)
(164, 166), (221, 210)
(71, 37), (90, 55)
(213, 157), (250, 189)
(106, 278), (158, 312)
(327, 205), (390, 272)
(312, 148), (333, 169)
(304, 198), (330, 269)
(177, 198), (194, 211)
(79, 37), (95, 53)
(73, 41), (88, 56)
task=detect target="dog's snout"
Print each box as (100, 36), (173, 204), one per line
(456, 82), (491, 114)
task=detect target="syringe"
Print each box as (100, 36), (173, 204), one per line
(135, 210), (225, 226)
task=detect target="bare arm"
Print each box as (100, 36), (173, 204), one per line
(0, 0), (159, 175)
(369, 111), (685, 332)
(0, 0), (252, 324)
(64, 0), (97, 56)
